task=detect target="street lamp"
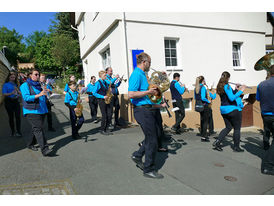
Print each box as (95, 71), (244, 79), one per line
(2, 46), (7, 56)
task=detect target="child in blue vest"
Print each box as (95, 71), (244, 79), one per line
(64, 81), (85, 139)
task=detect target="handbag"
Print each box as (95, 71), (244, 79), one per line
(195, 99), (204, 112)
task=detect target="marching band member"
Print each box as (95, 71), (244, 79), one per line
(63, 75), (76, 95)
(20, 68), (52, 156)
(170, 73), (186, 134)
(106, 67), (122, 129)
(256, 65), (274, 175)
(64, 81), (85, 139)
(129, 52), (165, 179)
(93, 71), (113, 135)
(2, 72), (22, 137)
(40, 74), (55, 132)
(87, 76), (99, 123)
(212, 71), (246, 152)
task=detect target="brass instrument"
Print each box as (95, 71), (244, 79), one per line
(147, 70), (170, 104)
(75, 92), (83, 117)
(105, 82), (113, 104)
(228, 82), (252, 89)
(117, 74), (127, 83)
(178, 81), (189, 93)
(254, 52), (274, 78)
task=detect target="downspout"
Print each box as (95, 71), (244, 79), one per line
(122, 12), (133, 122)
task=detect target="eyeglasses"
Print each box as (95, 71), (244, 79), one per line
(33, 73), (40, 76)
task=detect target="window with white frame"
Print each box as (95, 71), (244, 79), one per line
(81, 14), (85, 39)
(101, 48), (111, 69)
(164, 39), (178, 67)
(232, 42), (242, 68)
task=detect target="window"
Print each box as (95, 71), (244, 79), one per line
(232, 42), (242, 68)
(183, 98), (192, 111)
(81, 14), (85, 39)
(102, 48), (111, 69)
(164, 39), (177, 67)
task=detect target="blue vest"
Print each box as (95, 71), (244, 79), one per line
(22, 83), (40, 110)
(194, 86), (207, 103)
(258, 77), (274, 114)
(170, 81), (182, 100)
(97, 80), (108, 96)
(220, 89), (237, 106)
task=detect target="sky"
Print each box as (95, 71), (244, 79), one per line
(0, 12), (56, 39)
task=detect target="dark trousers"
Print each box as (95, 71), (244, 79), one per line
(98, 99), (112, 131)
(133, 107), (158, 173)
(262, 114), (273, 144)
(208, 107), (214, 133)
(262, 115), (274, 170)
(69, 108), (84, 135)
(88, 96), (98, 121)
(217, 110), (242, 147)
(172, 99), (185, 130)
(110, 94), (120, 124)
(154, 108), (164, 148)
(4, 98), (21, 134)
(200, 104), (210, 137)
(26, 114), (48, 153)
(46, 102), (53, 129)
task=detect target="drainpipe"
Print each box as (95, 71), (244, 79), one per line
(122, 12), (132, 122)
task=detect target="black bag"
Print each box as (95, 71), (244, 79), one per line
(195, 100), (204, 112)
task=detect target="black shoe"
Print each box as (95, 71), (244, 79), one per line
(10, 132), (15, 137)
(196, 133), (202, 136)
(262, 168), (274, 176)
(75, 133), (81, 138)
(72, 134), (80, 140)
(100, 131), (113, 135)
(42, 148), (53, 156)
(138, 142), (143, 147)
(131, 155), (144, 170)
(94, 119), (100, 123)
(212, 140), (223, 151)
(210, 131), (217, 135)
(15, 132), (22, 137)
(27, 145), (38, 151)
(201, 137), (210, 142)
(263, 141), (270, 150)
(233, 146), (244, 152)
(171, 127), (178, 132)
(143, 171), (164, 179)
(48, 127), (56, 132)
(108, 124), (114, 130)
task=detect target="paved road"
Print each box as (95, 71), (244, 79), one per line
(0, 97), (273, 195)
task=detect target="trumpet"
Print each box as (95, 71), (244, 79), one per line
(179, 82), (190, 93)
(228, 82), (252, 89)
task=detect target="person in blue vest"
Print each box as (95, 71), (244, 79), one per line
(64, 81), (85, 139)
(93, 70), (113, 135)
(194, 76), (214, 142)
(129, 52), (166, 179)
(212, 71), (246, 152)
(105, 67), (122, 129)
(256, 65), (274, 175)
(170, 73), (186, 134)
(40, 73), (55, 132)
(2, 72), (22, 137)
(20, 68), (53, 156)
(63, 75), (76, 95)
(86, 76), (99, 123)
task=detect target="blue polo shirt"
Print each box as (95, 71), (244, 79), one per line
(220, 84), (243, 114)
(128, 67), (152, 106)
(64, 83), (69, 92)
(2, 82), (18, 98)
(93, 79), (107, 99)
(64, 90), (79, 106)
(20, 82), (48, 116)
(87, 83), (96, 97)
(106, 74), (121, 95)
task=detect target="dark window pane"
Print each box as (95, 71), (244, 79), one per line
(170, 40), (176, 48)
(171, 49), (177, 57)
(164, 40), (169, 48)
(165, 58), (171, 66)
(165, 49), (170, 57)
(183, 99), (190, 109)
(171, 58), (177, 66)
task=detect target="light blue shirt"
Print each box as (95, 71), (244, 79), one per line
(64, 83), (69, 92)
(87, 83), (96, 96)
(220, 84), (243, 114)
(2, 82), (18, 98)
(128, 67), (152, 106)
(20, 82), (48, 116)
(200, 84), (211, 104)
(64, 90), (79, 106)
(106, 74), (121, 95)
(93, 79), (107, 99)
(173, 80), (185, 95)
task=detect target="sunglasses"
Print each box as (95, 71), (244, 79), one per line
(33, 73), (40, 76)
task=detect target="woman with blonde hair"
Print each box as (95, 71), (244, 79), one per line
(212, 71), (246, 152)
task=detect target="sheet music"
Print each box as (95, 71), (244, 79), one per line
(243, 93), (249, 100)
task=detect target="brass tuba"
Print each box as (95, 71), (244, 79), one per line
(147, 69), (170, 104)
(254, 52), (274, 78)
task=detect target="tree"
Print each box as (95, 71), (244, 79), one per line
(51, 34), (80, 75)
(0, 26), (25, 66)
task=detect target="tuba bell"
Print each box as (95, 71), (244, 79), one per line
(147, 69), (170, 104)
(254, 52), (274, 78)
